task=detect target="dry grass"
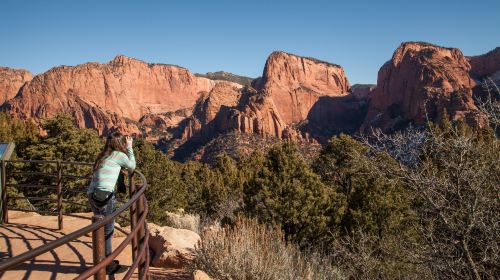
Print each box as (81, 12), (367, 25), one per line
(193, 217), (343, 280)
(165, 209), (200, 233)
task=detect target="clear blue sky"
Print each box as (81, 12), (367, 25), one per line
(1, 0), (499, 84)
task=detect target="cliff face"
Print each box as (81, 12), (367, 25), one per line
(4, 55), (217, 133)
(0, 67), (32, 105)
(225, 91), (291, 140)
(260, 51), (351, 124)
(361, 42), (484, 132)
(0, 52), (357, 143)
(2, 44), (497, 159)
(179, 83), (302, 142)
(468, 47), (500, 79)
(180, 82), (243, 141)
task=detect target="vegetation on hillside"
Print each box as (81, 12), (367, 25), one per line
(194, 71), (253, 86)
(1, 83), (499, 279)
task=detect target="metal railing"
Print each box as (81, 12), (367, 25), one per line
(0, 159), (150, 279)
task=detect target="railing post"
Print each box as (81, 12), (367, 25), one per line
(129, 171), (138, 262)
(136, 186), (147, 279)
(1, 160), (7, 224)
(57, 160), (63, 230)
(92, 215), (106, 280)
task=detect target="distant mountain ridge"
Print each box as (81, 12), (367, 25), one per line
(1, 42), (499, 161)
(195, 71), (253, 86)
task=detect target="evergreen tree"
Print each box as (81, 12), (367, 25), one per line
(314, 134), (412, 237)
(244, 141), (342, 246)
(0, 112), (39, 157)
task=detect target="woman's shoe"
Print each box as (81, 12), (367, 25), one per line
(106, 260), (125, 275)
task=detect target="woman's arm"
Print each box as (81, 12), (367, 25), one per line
(115, 136), (136, 170)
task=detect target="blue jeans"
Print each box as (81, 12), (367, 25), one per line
(88, 192), (115, 257)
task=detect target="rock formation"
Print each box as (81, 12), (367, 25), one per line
(259, 51), (350, 124)
(2, 44), (497, 157)
(361, 42), (485, 132)
(178, 52), (352, 145)
(468, 47), (500, 79)
(180, 84), (307, 145)
(225, 90), (290, 139)
(4, 55), (218, 134)
(0, 67), (32, 105)
(1, 52), (355, 145)
(180, 82), (243, 141)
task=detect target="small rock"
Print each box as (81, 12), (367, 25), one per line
(192, 270), (213, 280)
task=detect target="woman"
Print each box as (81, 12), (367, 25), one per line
(88, 131), (135, 274)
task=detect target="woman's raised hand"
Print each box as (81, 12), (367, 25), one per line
(125, 135), (133, 148)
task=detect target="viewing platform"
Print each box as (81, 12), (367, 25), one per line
(0, 211), (134, 279)
(0, 159), (156, 279)
(0, 211), (189, 279)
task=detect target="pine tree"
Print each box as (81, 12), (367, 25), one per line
(244, 141), (341, 246)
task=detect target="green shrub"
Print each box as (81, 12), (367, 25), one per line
(244, 141), (344, 247)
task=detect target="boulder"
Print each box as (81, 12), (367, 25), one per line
(148, 223), (201, 268)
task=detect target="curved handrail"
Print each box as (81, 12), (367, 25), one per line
(75, 205), (148, 280)
(0, 160), (150, 279)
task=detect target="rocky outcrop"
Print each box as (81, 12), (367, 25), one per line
(174, 52), (353, 145)
(226, 90), (291, 139)
(260, 51), (350, 124)
(0, 67), (32, 105)
(361, 42), (484, 132)
(303, 94), (369, 142)
(148, 223), (200, 268)
(5, 45), (494, 155)
(350, 84), (375, 100)
(468, 47), (500, 79)
(181, 82), (243, 141)
(139, 108), (192, 132)
(4, 55), (217, 134)
(2, 52), (353, 144)
(179, 83), (303, 142)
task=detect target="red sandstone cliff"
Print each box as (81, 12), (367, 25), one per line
(180, 82), (243, 141)
(183, 51), (352, 143)
(225, 91), (290, 140)
(468, 47), (500, 79)
(2, 44), (496, 156)
(259, 51), (350, 124)
(361, 42), (484, 132)
(0, 52), (355, 143)
(179, 82), (303, 142)
(4, 55), (217, 134)
(0, 67), (32, 105)
(176, 51), (353, 144)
